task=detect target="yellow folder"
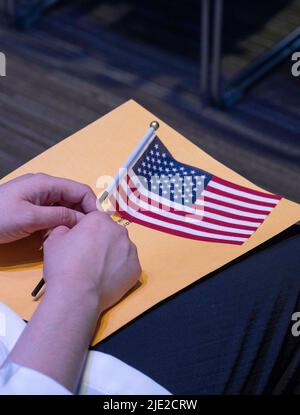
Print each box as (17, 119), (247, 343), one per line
(0, 100), (299, 346)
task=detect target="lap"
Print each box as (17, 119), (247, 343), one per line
(94, 225), (300, 394)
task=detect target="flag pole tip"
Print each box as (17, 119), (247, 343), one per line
(150, 120), (159, 130)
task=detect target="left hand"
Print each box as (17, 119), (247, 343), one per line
(0, 173), (97, 243)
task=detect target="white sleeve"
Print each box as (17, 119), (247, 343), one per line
(0, 359), (71, 395)
(0, 302), (71, 395)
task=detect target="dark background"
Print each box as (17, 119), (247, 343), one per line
(0, 0), (299, 201)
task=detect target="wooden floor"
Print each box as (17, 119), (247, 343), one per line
(0, 0), (299, 202)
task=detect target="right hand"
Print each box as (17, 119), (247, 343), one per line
(43, 211), (141, 313)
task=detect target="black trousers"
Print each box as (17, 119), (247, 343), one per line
(94, 225), (300, 394)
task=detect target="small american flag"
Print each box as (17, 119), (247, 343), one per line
(110, 136), (281, 245)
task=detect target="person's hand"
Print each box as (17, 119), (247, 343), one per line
(0, 173), (97, 243)
(43, 211), (141, 313)
(8, 211), (141, 392)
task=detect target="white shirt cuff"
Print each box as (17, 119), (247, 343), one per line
(0, 361), (71, 395)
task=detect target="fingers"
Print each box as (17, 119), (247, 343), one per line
(45, 225), (70, 242)
(29, 205), (84, 233)
(43, 225), (70, 253)
(74, 211), (131, 244)
(8, 174), (35, 183)
(77, 210), (113, 226)
(0, 174), (34, 189)
(24, 174), (97, 213)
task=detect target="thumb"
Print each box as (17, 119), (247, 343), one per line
(49, 225), (70, 238)
(43, 225), (70, 250)
(30, 205), (84, 232)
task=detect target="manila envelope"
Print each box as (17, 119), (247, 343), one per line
(0, 100), (300, 346)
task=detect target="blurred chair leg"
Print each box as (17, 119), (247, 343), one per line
(5, 0), (15, 15)
(5, 1), (61, 29)
(211, 0), (223, 105)
(222, 25), (300, 107)
(200, 0), (210, 101)
(209, 1), (300, 107)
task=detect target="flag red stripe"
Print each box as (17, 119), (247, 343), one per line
(114, 189), (251, 239)
(211, 176), (282, 200)
(205, 185), (278, 208)
(126, 176), (264, 224)
(116, 202), (243, 245)
(201, 216), (257, 231)
(201, 195), (271, 215)
(194, 205), (264, 223)
(127, 180), (205, 217)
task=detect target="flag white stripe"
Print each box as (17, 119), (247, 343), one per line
(119, 182), (254, 236)
(132, 172), (268, 219)
(208, 180), (279, 204)
(194, 199), (267, 219)
(127, 173), (262, 227)
(116, 191), (248, 242)
(203, 190), (273, 212)
(130, 172), (193, 212)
